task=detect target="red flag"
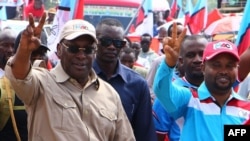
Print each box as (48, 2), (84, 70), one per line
(170, 0), (178, 18)
(129, 24), (135, 33)
(184, 0), (192, 26)
(134, 0), (154, 36)
(74, 0), (84, 19)
(235, 0), (250, 56)
(187, 0), (207, 34)
(237, 25), (250, 56)
(205, 9), (223, 29)
(170, 0), (182, 19)
(135, 6), (145, 26)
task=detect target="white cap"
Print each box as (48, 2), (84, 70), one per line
(59, 19), (97, 43)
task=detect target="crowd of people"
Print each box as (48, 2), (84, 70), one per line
(1, 2), (250, 141)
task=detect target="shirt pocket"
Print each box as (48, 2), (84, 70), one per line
(98, 109), (117, 130)
(99, 109), (117, 121)
(52, 96), (80, 132)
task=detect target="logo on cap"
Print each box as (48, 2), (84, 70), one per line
(73, 24), (89, 31)
(213, 42), (233, 50)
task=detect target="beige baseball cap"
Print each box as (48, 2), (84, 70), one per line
(48, 8), (56, 14)
(59, 19), (97, 43)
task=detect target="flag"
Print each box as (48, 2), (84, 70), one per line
(205, 8), (223, 29)
(177, 0), (184, 18)
(170, 0), (182, 19)
(48, 0), (84, 60)
(235, 0), (250, 56)
(134, 0), (154, 36)
(187, 0), (207, 34)
(69, 0), (84, 19)
(74, 0), (84, 19)
(184, 0), (193, 26)
(170, 0), (178, 18)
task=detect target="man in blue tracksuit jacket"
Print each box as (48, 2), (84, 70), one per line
(153, 25), (250, 141)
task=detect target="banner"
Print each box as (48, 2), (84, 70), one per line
(184, 0), (193, 26)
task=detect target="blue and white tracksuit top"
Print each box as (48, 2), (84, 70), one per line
(153, 60), (250, 141)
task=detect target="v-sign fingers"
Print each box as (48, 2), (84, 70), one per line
(37, 13), (46, 32)
(28, 13), (35, 28)
(177, 28), (187, 44)
(34, 13), (46, 37)
(171, 22), (177, 46)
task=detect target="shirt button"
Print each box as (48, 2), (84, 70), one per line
(64, 103), (68, 107)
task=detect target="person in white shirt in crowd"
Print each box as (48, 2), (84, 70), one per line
(130, 41), (150, 69)
(138, 33), (159, 69)
(156, 26), (167, 56)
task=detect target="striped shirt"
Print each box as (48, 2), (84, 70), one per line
(153, 61), (250, 141)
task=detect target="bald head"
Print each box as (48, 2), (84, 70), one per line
(0, 28), (17, 69)
(0, 28), (17, 40)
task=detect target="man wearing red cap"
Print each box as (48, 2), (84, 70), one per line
(153, 23), (250, 141)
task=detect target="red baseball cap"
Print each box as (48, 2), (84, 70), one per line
(202, 40), (239, 62)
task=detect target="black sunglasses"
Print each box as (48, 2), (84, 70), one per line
(61, 42), (96, 54)
(98, 37), (126, 48)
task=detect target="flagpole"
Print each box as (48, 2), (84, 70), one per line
(124, 0), (146, 35)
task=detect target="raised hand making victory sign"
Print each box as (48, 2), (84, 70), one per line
(162, 22), (187, 67)
(11, 13), (46, 79)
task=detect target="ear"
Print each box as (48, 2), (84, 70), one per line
(56, 43), (62, 59)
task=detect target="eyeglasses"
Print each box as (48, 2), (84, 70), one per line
(60, 42), (96, 54)
(98, 37), (126, 48)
